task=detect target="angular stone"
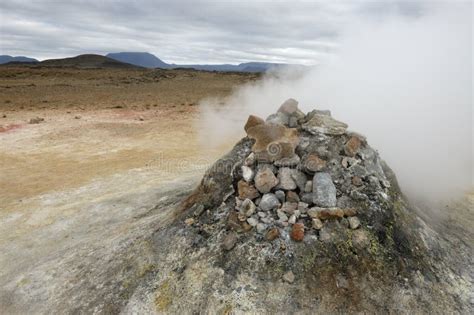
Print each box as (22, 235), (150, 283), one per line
(312, 218), (323, 229)
(307, 207), (344, 220)
(290, 222), (305, 241)
(259, 193), (281, 211)
(344, 135), (362, 157)
(343, 208), (358, 217)
(303, 154), (327, 173)
(277, 167), (297, 190)
(351, 165), (368, 178)
(239, 198), (256, 217)
(266, 112), (289, 126)
(286, 191), (300, 203)
(184, 218), (195, 226)
(244, 115), (265, 133)
(265, 227), (280, 241)
(241, 165), (254, 182)
(304, 180), (313, 192)
(288, 214), (296, 224)
(247, 217), (258, 227)
(352, 176), (363, 186)
(300, 192), (313, 205)
(256, 223), (267, 234)
(278, 98), (299, 115)
(348, 216), (361, 229)
(277, 209), (289, 222)
(302, 114), (348, 135)
(281, 202), (298, 214)
(283, 270), (295, 283)
(254, 168), (279, 193)
(290, 169), (307, 191)
(237, 180), (259, 200)
(298, 202), (309, 213)
(244, 152), (256, 166)
(246, 123), (299, 162)
(275, 190), (286, 203)
(312, 172), (337, 207)
(226, 211), (242, 231)
(222, 232), (238, 251)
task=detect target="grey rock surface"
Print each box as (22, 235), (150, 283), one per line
(312, 172), (337, 207)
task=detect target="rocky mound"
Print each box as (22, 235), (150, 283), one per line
(125, 99), (470, 313)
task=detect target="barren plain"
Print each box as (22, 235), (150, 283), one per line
(0, 66), (257, 313)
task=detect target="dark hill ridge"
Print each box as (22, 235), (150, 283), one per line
(0, 55), (38, 64)
(39, 54), (139, 69)
(107, 52), (302, 72)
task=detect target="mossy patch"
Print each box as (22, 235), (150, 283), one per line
(154, 279), (173, 311)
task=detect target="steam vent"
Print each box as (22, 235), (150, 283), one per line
(143, 99), (469, 313)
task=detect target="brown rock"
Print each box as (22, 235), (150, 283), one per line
(281, 202), (298, 214)
(290, 222), (305, 241)
(237, 180), (259, 200)
(307, 207), (344, 220)
(352, 176), (363, 186)
(343, 208), (358, 217)
(246, 123), (299, 162)
(226, 211), (242, 231)
(344, 135), (362, 157)
(244, 115), (265, 133)
(282, 270), (295, 283)
(222, 232), (238, 251)
(286, 191), (300, 203)
(265, 227), (280, 241)
(312, 218), (323, 230)
(304, 154), (327, 172)
(278, 98), (298, 115)
(254, 168), (279, 193)
(184, 218), (195, 226)
(348, 216), (361, 229)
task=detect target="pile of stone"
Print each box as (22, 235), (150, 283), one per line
(222, 99), (391, 246)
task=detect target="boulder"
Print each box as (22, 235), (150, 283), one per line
(278, 98), (299, 114)
(254, 168), (279, 193)
(246, 121), (299, 162)
(277, 167), (297, 190)
(237, 180), (259, 200)
(302, 114), (348, 135)
(312, 172), (337, 207)
(244, 115), (265, 133)
(259, 193), (281, 211)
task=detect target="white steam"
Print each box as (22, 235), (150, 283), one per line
(198, 3), (473, 208)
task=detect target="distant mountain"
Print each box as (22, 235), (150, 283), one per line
(39, 54), (139, 69)
(106, 52), (298, 72)
(0, 55), (38, 64)
(106, 52), (170, 69)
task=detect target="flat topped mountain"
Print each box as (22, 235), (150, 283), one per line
(39, 54), (139, 69)
(106, 52), (170, 69)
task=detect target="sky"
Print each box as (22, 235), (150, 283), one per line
(0, 0), (433, 64)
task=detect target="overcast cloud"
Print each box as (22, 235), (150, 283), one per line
(1, 0), (432, 64)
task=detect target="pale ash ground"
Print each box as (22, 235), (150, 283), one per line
(0, 67), (254, 313)
(0, 107), (240, 313)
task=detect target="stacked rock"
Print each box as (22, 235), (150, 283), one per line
(228, 98), (391, 243)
